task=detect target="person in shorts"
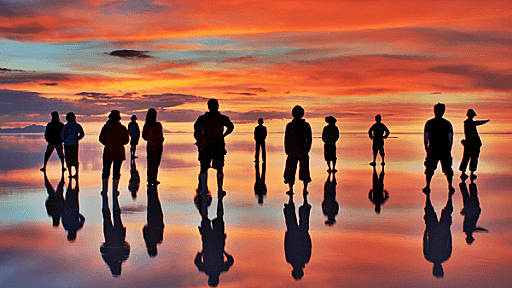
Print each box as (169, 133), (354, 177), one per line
(194, 99), (234, 197)
(423, 103), (454, 194)
(368, 114), (390, 166)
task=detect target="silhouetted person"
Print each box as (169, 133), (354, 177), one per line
(128, 115), (140, 159)
(254, 161), (267, 205)
(322, 172), (338, 225)
(41, 111), (66, 172)
(322, 116), (339, 172)
(60, 112), (84, 179)
(194, 190), (234, 287)
(423, 103), (454, 194)
(142, 108), (164, 186)
(44, 171), (65, 227)
(100, 195), (130, 277)
(194, 99), (234, 197)
(460, 179), (488, 244)
(368, 114), (390, 166)
(99, 110), (130, 202)
(61, 178), (85, 242)
(128, 157), (140, 199)
(423, 192), (453, 278)
(284, 193), (311, 280)
(254, 118), (267, 162)
(143, 184), (165, 257)
(284, 105), (312, 195)
(459, 109), (490, 181)
(368, 165), (389, 214)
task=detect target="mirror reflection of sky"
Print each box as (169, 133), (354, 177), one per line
(0, 130), (511, 287)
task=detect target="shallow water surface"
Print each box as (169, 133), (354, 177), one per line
(0, 132), (511, 287)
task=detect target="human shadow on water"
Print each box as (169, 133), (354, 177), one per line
(128, 157), (140, 199)
(100, 196), (130, 277)
(194, 191), (234, 287)
(44, 171), (65, 227)
(143, 184), (165, 257)
(368, 165), (389, 214)
(284, 193), (312, 280)
(61, 177), (85, 242)
(423, 192), (453, 278)
(322, 171), (338, 226)
(460, 180), (488, 244)
(254, 161), (267, 205)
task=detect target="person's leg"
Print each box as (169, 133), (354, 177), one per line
(255, 141), (260, 161)
(56, 145), (66, 171)
(101, 159), (112, 196)
(41, 145), (54, 171)
(469, 148), (480, 179)
(147, 147), (154, 184)
(423, 153), (437, 193)
(212, 148), (225, 196)
(459, 148), (470, 179)
(284, 154), (299, 194)
(112, 160), (122, 196)
(153, 147), (163, 184)
(262, 141), (266, 161)
(371, 142), (377, 166)
(380, 145), (385, 165)
(298, 153), (312, 194)
(64, 145), (73, 178)
(441, 154), (454, 194)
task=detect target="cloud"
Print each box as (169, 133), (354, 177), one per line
(0, 69), (71, 85)
(40, 82), (58, 86)
(108, 50), (153, 59)
(431, 65), (512, 91)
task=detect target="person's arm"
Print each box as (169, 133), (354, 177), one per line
(77, 124), (85, 141)
(122, 126), (130, 145)
(334, 126), (339, 141)
(142, 124), (149, 141)
(383, 125), (390, 139)
(305, 124), (313, 152)
(284, 124), (290, 155)
(223, 117), (234, 137)
(475, 120), (490, 126)
(99, 127), (106, 145)
(263, 126), (267, 139)
(60, 126), (66, 143)
(44, 124), (50, 143)
(368, 125), (374, 140)
(194, 252), (204, 271)
(448, 132), (453, 147)
(424, 132), (429, 150)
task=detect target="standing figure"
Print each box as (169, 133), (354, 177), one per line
(128, 115), (140, 159)
(254, 118), (267, 162)
(143, 184), (165, 257)
(142, 108), (164, 186)
(194, 99), (234, 197)
(254, 161), (267, 205)
(368, 114), (390, 166)
(284, 105), (312, 195)
(423, 192), (453, 278)
(44, 171), (65, 227)
(322, 116), (339, 172)
(423, 103), (454, 194)
(99, 110), (130, 206)
(41, 111), (66, 172)
(128, 157), (140, 199)
(459, 109), (489, 180)
(60, 112), (85, 178)
(284, 193), (312, 280)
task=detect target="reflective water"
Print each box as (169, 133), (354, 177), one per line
(0, 131), (511, 287)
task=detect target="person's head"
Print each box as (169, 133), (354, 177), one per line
(66, 112), (76, 122)
(466, 109), (476, 119)
(375, 114), (382, 123)
(208, 275), (220, 287)
(131, 115), (137, 121)
(258, 118), (264, 125)
(432, 262), (444, 278)
(292, 267), (304, 280)
(146, 108), (157, 122)
(434, 103), (445, 118)
(325, 116), (336, 124)
(51, 111), (59, 121)
(208, 99), (219, 112)
(108, 110), (121, 122)
(292, 105), (304, 119)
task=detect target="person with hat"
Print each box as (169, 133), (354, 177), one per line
(99, 110), (130, 206)
(322, 116), (339, 172)
(128, 115), (140, 159)
(459, 109), (489, 180)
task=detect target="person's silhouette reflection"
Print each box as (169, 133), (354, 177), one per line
(44, 171), (65, 227)
(143, 184), (164, 257)
(100, 195), (130, 277)
(254, 161), (267, 205)
(368, 165), (389, 214)
(284, 193), (312, 280)
(61, 177), (84, 242)
(460, 179), (488, 244)
(128, 157), (140, 199)
(322, 171), (338, 225)
(423, 192), (453, 278)
(194, 192), (234, 287)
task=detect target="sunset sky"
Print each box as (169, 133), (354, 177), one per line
(1, 0), (511, 132)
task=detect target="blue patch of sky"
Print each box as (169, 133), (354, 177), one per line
(0, 40), (117, 72)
